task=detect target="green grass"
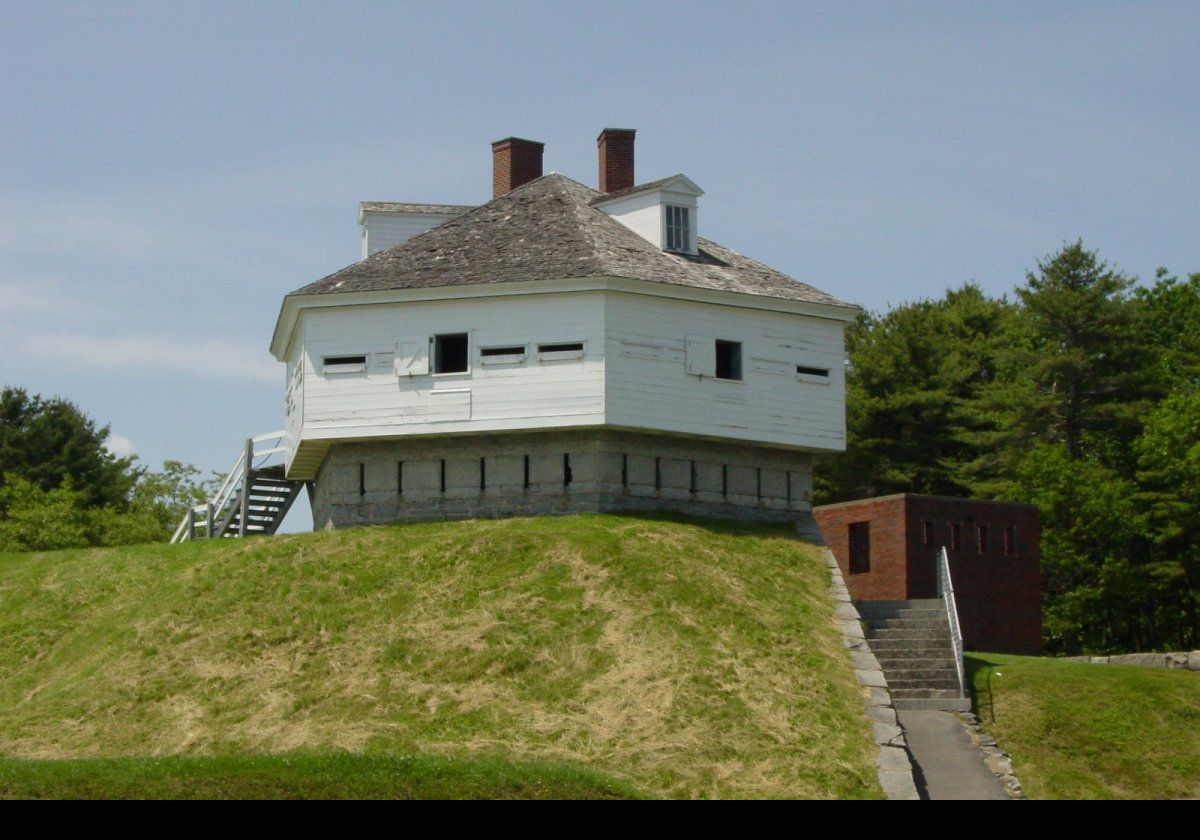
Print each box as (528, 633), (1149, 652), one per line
(0, 513), (881, 799)
(0, 753), (642, 800)
(968, 653), (1200, 799)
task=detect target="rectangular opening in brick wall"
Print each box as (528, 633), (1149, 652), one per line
(950, 522), (961, 551)
(397, 461), (403, 495)
(786, 470), (792, 503)
(480, 457), (486, 491)
(654, 457), (661, 491)
(978, 524), (989, 553)
(358, 463), (365, 497)
(621, 454), (628, 487)
(440, 459), (446, 493)
(848, 521), (871, 573)
(523, 455), (530, 489)
(563, 453), (572, 486)
(1004, 525), (1016, 556)
(923, 520), (934, 545)
(756, 467), (762, 500)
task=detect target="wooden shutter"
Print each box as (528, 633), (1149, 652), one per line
(395, 339), (429, 376)
(685, 337), (714, 377)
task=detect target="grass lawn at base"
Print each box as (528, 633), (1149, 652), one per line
(0, 513), (881, 799)
(0, 753), (642, 799)
(968, 653), (1200, 799)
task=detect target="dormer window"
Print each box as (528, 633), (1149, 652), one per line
(665, 205), (690, 252)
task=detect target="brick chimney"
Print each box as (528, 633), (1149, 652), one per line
(491, 137), (544, 197)
(597, 128), (636, 193)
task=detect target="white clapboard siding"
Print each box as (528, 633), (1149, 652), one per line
(283, 287), (849, 477)
(603, 292), (847, 451)
(298, 292), (607, 444)
(361, 211), (462, 258)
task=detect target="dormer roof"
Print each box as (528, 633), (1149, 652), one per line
(590, 173), (703, 205)
(289, 173), (853, 311)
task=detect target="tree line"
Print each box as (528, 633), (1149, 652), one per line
(0, 387), (215, 551)
(816, 241), (1200, 654)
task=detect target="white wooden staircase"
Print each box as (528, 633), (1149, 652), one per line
(171, 432), (305, 543)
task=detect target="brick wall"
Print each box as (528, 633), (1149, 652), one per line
(907, 497), (1041, 655)
(814, 494), (1042, 655)
(813, 496), (909, 600)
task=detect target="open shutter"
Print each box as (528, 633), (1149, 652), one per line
(395, 339), (429, 376)
(685, 337), (714, 377)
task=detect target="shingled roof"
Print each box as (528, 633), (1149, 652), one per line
(291, 174), (854, 309)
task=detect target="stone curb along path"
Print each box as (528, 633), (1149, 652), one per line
(824, 548), (920, 800)
(958, 711), (1025, 799)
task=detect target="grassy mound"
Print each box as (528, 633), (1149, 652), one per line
(0, 753), (641, 800)
(0, 514), (880, 799)
(968, 653), (1200, 799)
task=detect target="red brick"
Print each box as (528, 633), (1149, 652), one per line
(814, 494), (1042, 655)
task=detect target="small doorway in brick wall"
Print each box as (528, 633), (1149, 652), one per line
(848, 521), (871, 573)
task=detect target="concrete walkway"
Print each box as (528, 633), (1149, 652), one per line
(897, 710), (1009, 800)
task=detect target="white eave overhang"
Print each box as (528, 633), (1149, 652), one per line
(269, 276), (861, 361)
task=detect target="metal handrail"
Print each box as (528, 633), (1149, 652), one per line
(170, 431), (286, 543)
(937, 546), (966, 698)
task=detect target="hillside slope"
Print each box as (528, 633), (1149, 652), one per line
(968, 653), (1200, 799)
(0, 514), (880, 799)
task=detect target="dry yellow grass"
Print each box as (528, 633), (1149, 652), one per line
(0, 514), (881, 798)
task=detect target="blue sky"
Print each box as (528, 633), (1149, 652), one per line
(2, 2), (1197, 530)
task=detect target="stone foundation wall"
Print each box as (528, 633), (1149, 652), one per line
(309, 429), (815, 530)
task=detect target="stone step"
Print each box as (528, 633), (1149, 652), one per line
(865, 640), (954, 654)
(877, 658), (958, 671)
(885, 668), (961, 684)
(892, 697), (973, 712)
(889, 687), (966, 700)
(864, 617), (950, 631)
(868, 628), (954, 641)
(859, 607), (946, 621)
(855, 599), (943, 616)
(888, 677), (962, 692)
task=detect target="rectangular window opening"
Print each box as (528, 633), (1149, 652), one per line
(922, 520), (934, 546)
(848, 522), (871, 574)
(1004, 526), (1016, 556)
(439, 459), (446, 493)
(563, 453), (573, 487)
(433, 333), (469, 374)
(689, 460), (697, 494)
(715, 340), (742, 381)
(358, 463), (366, 497)
(323, 354), (367, 374)
(977, 524), (989, 554)
(397, 461), (404, 496)
(949, 523), (961, 552)
(654, 457), (662, 491)
(480, 345), (525, 357)
(621, 454), (628, 488)
(537, 342), (584, 354)
(480, 457), (486, 492)
(721, 464), (728, 498)
(523, 455), (531, 490)
(796, 365), (830, 378)
(665, 205), (690, 252)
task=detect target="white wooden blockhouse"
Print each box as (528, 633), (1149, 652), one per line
(267, 130), (859, 530)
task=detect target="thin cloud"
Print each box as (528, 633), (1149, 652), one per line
(105, 434), (137, 458)
(22, 332), (280, 384)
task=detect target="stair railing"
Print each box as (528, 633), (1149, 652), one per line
(936, 546), (966, 698)
(170, 431), (287, 543)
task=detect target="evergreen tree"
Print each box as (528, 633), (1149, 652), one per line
(0, 386), (138, 510)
